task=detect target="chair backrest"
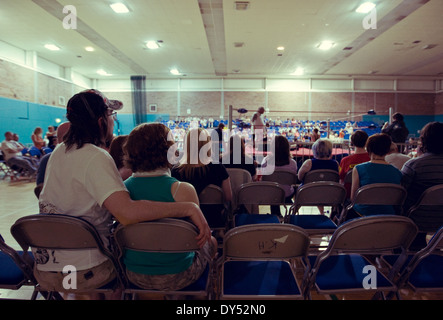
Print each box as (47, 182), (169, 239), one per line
(407, 185), (443, 233)
(303, 169), (339, 184)
(343, 169), (353, 184)
(236, 182), (286, 214)
(293, 181), (346, 211)
(114, 218), (199, 253)
(0, 234), (35, 285)
(328, 215), (417, 254)
(223, 224), (310, 260)
(352, 183), (407, 206)
(226, 168), (252, 210)
(199, 184), (224, 205)
(261, 169), (298, 186)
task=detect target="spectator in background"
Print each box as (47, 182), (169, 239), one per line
(349, 133), (402, 218)
(31, 127), (46, 151)
(382, 112), (409, 143)
(221, 134), (257, 181)
(1, 131), (38, 177)
(385, 141), (411, 170)
(109, 135), (132, 181)
(172, 128), (232, 229)
(339, 130), (370, 197)
(46, 126), (57, 150)
(311, 128), (320, 142)
(401, 121), (443, 249)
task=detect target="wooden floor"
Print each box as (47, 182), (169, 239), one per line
(1, 177), (442, 301)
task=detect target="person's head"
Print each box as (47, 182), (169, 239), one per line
(228, 134), (246, 159)
(64, 89), (122, 150)
(388, 142), (399, 154)
(4, 131), (13, 140)
(420, 121), (443, 155)
(218, 123), (225, 130)
(124, 123), (175, 172)
(312, 139), (333, 159)
(181, 128), (212, 166)
(48, 126), (55, 132)
(393, 112), (404, 122)
(109, 135), (128, 170)
(34, 127), (43, 135)
(12, 133), (19, 141)
(56, 122), (70, 144)
(365, 133), (392, 157)
(350, 130), (369, 148)
(258, 107), (265, 114)
(272, 135), (291, 166)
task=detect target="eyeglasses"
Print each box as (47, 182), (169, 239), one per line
(108, 110), (117, 121)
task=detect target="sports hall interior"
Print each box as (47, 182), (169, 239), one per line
(1, 0), (443, 301)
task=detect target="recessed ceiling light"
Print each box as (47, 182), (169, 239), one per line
(170, 68), (181, 75)
(291, 67), (305, 76)
(277, 46), (285, 51)
(146, 41), (160, 49)
(97, 69), (111, 76)
(110, 3), (129, 13)
(234, 1), (250, 10)
(356, 2), (376, 14)
(317, 41), (335, 50)
(44, 44), (60, 51)
(85, 46), (95, 52)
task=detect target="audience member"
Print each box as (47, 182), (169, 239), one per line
(31, 127), (46, 151)
(46, 126), (57, 150)
(339, 130), (370, 196)
(211, 122), (225, 156)
(34, 122), (71, 197)
(221, 134), (257, 181)
(261, 135), (298, 216)
(1, 131), (38, 177)
(251, 106), (266, 149)
(385, 141), (411, 170)
(311, 128), (320, 142)
(172, 128), (232, 229)
(109, 135), (132, 180)
(298, 139), (339, 214)
(349, 133), (402, 218)
(382, 112), (409, 143)
(122, 123), (216, 290)
(34, 89), (211, 294)
(401, 121), (443, 249)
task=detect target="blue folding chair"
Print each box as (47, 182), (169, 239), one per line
(219, 224), (310, 300)
(304, 215), (417, 300)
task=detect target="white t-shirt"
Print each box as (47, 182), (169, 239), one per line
(1, 140), (22, 161)
(34, 143), (127, 272)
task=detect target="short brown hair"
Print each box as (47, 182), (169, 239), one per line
(350, 130), (369, 148)
(365, 133), (392, 156)
(123, 123), (174, 172)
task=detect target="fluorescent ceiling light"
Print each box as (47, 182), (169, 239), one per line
(97, 69), (111, 76)
(146, 41), (160, 49)
(44, 44), (60, 51)
(170, 68), (181, 75)
(85, 46), (95, 52)
(110, 3), (129, 13)
(356, 2), (376, 13)
(317, 41), (335, 50)
(291, 67), (305, 76)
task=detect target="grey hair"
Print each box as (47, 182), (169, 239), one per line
(312, 139), (333, 159)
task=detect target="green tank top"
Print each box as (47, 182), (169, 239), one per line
(123, 175), (195, 275)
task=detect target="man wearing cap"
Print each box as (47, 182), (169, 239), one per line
(34, 89), (211, 295)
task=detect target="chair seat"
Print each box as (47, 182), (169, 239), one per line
(126, 264), (209, 293)
(222, 260), (301, 298)
(308, 254), (394, 292)
(408, 255), (443, 290)
(289, 215), (337, 230)
(234, 214), (280, 226)
(0, 251), (27, 287)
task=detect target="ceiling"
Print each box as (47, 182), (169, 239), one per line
(0, 0), (442, 80)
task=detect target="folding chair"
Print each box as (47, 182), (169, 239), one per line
(114, 218), (213, 299)
(262, 168), (298, 203)
(226, 168), (252, 213)
(219, 224), (310, 300)
(288, 181), (347, 235)
(234, 182), (285, 226)
(199, 184), (231, 228)
(304, 215), (418, 300)
(395, 226), (443, 294)
(10, 214), (123, 299)
(337, 183), (407, 224)
(0, 234), (39, 299)
(303, 169), (339, 184)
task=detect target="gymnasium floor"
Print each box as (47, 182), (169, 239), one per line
(1, 177), (442, 300)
